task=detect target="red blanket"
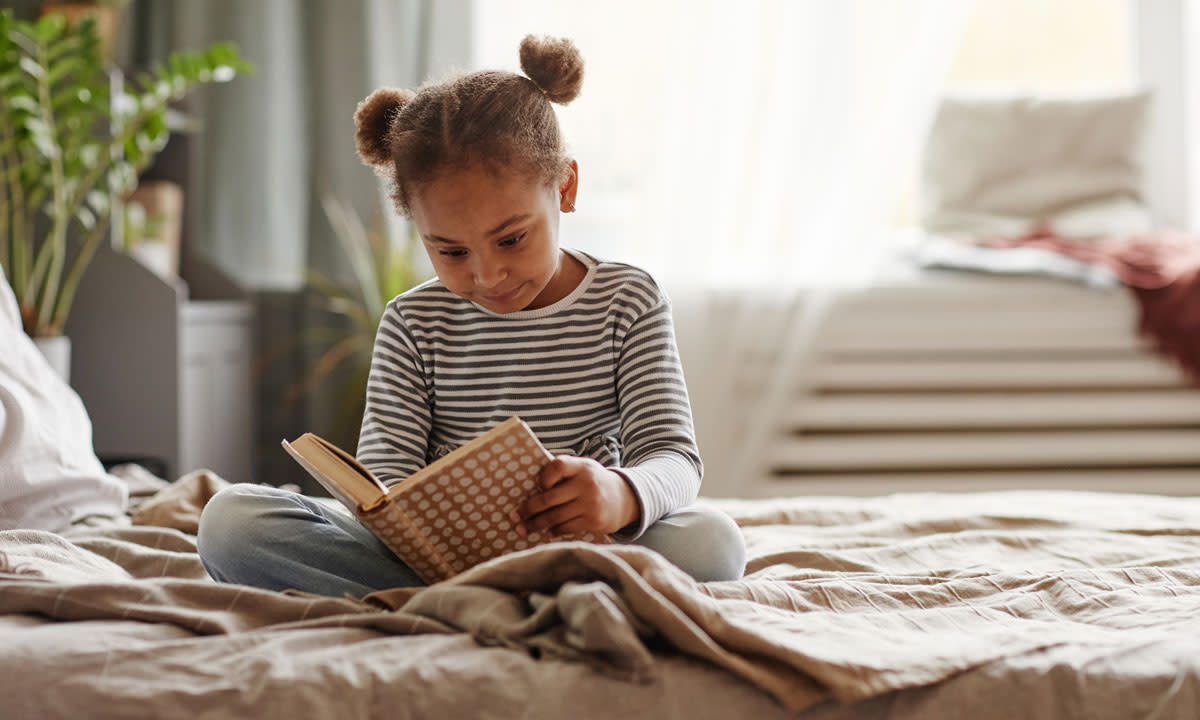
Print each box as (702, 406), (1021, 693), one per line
(980, 229), (1200, 385)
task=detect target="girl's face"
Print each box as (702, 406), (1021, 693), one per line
(409, 162), (581, 314)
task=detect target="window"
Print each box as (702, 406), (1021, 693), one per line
(947, 0), (1133, 92)
(894, 0), (1137, 226)
(471, 1), (1141, 284)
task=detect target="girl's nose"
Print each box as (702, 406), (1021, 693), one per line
(472, 258), (507, 289)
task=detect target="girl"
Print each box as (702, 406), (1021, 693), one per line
(198, 35), (745, 598)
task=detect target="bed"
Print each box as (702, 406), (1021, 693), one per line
(3, 468), (1199, 719)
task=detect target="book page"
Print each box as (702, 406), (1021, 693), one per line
(282, 435), (385, 512)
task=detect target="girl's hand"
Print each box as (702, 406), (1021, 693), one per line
(509, 456), (640, 537)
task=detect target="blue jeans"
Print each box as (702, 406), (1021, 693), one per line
(197, 484), (746, 598)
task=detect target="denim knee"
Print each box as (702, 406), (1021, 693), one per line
(685, 507), (747, 581)
(197, 483), (425, 596)
(637, 505), (746, 582)
(196, 483), (276, 581)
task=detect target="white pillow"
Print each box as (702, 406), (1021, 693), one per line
(920, 90), (1153, 238)
(0, 266), (128, 531)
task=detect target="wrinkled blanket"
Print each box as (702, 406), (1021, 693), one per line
(2, 476), (1200, 716)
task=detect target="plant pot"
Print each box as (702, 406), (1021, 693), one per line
(124, 180), (184, 277)
(33, 335), (71, 382)
(39, 3), (123, 63)
(128, 241), (174, 278)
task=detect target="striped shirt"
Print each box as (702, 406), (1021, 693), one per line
(356, 249), (702, 538)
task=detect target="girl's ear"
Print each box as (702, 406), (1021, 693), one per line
(558, 159), (580, 213)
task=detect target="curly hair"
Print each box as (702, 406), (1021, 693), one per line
(354, 35), (584, 218)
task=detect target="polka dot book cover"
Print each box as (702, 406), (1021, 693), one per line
(281, 416), (611, 583)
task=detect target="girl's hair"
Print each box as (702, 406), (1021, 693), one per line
(354, 35), (584, 218)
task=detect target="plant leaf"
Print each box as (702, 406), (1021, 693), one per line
(46, 55), (87, 87)
(86, 190), (109, 214)
(5, 94), (37, 114)
(44, 33), (81, 64)
(75, 205), (95, 230)
(17, 55), (43, 80)
(33, 13), (67, 44)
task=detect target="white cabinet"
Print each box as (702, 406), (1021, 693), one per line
(66, 244), (255, 483)
(178, 301), (254, 482)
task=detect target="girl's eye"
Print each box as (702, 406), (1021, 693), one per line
(499, 232), (526, 248)
(438, 248), (468, 259)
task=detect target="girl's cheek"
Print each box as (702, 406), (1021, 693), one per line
(429, 267), (453, 291)
(440, 268), (471, 294)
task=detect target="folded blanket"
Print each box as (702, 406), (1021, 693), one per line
(975, 229), (1200, 384)
(129, 468), (229, 535)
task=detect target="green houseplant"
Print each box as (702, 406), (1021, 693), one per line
(0, 9), (250, 337)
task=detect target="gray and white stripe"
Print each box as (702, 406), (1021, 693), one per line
(356, 250), (702, 537)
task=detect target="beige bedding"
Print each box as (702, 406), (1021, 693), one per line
(1, 473), (1199, 719)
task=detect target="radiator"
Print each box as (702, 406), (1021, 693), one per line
(760, 270), (1200, 497)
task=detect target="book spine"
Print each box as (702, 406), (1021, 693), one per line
(361, 503), (457, 583)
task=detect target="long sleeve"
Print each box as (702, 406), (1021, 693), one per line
(611, 296), (703, 538)
(355, 302), (433, 488)
(354, 252), (706, 517)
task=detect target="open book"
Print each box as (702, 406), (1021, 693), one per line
(281, 416), (611, 584)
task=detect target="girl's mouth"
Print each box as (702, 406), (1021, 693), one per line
(483, 283), (525, 305)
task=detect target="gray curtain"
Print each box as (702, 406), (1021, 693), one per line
(115, 0), (470, 486)
(123, 0), (470, 289)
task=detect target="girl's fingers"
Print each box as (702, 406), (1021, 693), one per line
(549, 516), (591, 536)
(512, 481), (575, 523)
(521, 502), (584, 535)
(511, 455), (608, 533)
(537, 455), (586, 490)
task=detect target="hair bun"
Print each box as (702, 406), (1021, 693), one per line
(518, 35), (584, 105)
(354, 87), (416, 167)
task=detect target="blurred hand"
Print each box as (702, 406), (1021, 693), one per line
(509, 455), (640, 537)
